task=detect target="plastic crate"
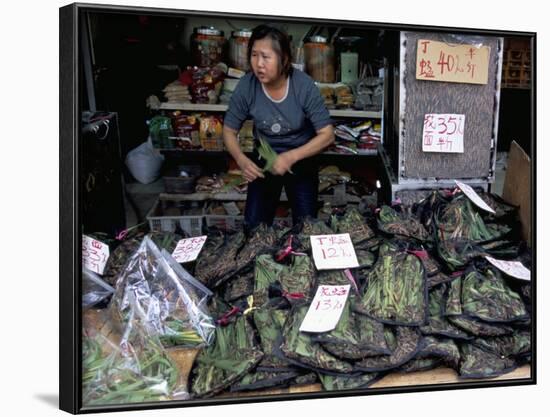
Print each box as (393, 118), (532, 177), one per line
(147, 199), (205, 237)
(205, 215), (244, 232)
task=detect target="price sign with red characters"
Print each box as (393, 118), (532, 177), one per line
(485, 256), (531, 281)
(422, 113), (465, 153)
(416, 39), (490, 85)
(299, 285), (351, 332)
(172, 236), (207, 263)
(82, 235), (110, 275)
(310, 233), (359, 270)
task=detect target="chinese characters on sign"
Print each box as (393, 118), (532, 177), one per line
(82, 235), (110, 275)
(485, 256), (531, 281)
(299, 285), (351, 332)
(310, 233), (359, 270)
(172, 236), (207, 263)
(455, 181), (496, 213)
(416, 39), (490, 85)
(422, 113), (465, 153)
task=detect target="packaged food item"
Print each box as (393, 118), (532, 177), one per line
(171, 112), (200, 149)
(199, 115), (224, 150)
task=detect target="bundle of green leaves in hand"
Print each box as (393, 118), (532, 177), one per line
(257, 136), (293, 174)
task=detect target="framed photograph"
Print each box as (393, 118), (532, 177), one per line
(60, 2), (535, 414)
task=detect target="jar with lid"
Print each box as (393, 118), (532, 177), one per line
(303, 36), (335, 83)
(191, 27), (226, 68)
(228, 29), (252, 71)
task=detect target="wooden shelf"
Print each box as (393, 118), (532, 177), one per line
(159, 102), (382, 119)
(159, 102), (228, 112)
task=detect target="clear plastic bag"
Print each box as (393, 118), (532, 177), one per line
(82, 268), (115, 309)
(82, 304), (189, 406)
(110, 236), (215, 348)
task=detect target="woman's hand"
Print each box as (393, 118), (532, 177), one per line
(237, 155), (265, 182)
(271, 151), (296, 176)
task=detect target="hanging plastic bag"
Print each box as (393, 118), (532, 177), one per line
(82, 268), (115, 309)
(110, 236), (215, 348)
(125, 137), (164, 184)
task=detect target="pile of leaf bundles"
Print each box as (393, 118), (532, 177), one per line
(82, 315), (183, 405)
(458, 343), (517, 379)
(191, 316), (263, 397)
(253, 254), (287, 306)
(478, 192), (519, 222)
(110, 236), (215, 348)
(297, 218), (335, 252)
(354, 242), (428, 326)
(193, 231), (225, 285)
(354, 326), (423, 372)
(279, 305), (354, 374)
(460, 267), (528, 323)
(330, 206), (375, 244)
(230, 308), (298, 392)
(252, 308), (292, 368)
(318, 372), (380, 391)
(195, 231), (245, 288)
(472, 330), (531, 360)
(404, 336), (461, 371)
(231, 224), (279, 276)
(407, 245), (441, 276)
(435, 195), (511, 243)
(278, 255), (316, 301)
(377, 205), (429, 241)
(420, 283), (471, 340)
(445, 277), (516, 336)
(427, 272), (457, 288)
(316, 269), (353, 287)
(355, 248), (377, 270)
(222, 269), (255, 303)
(313, 301), (390, 360)
(103, 231), (182, 286)
(436, 238), (486, 271)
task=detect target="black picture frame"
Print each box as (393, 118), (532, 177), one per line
(60, 2), (536, 414)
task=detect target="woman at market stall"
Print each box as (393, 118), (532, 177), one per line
(223, 24), (335, 230)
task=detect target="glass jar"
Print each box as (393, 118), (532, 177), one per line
(191, 27), (226, 67)
(303, 36), (335, 83)
(228, 29), (252, 71)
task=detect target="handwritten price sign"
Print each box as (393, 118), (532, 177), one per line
(485, 256), (531, 281)
(310, 233), (359, 270)
(455, 181), (495, 213)
(422, 113), (465, 153)
(82, 235), (110, 275)
(416, 39), (490, 85)
(299, 285), (351, 332)
(172, 236), (207, 263)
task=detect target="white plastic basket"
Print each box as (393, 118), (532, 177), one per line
(147, 199), (204, 237)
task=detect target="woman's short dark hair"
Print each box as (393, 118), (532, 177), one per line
(247, 25), (293, 77)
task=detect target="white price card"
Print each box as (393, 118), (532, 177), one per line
(310, 233), (359, 270)
(82, 235), (110, 275)
(172, 236), (207, 263)
(299, 285), (351, 333)
(455, 181), (496, 213)
(422, 113), (465, 153)
(485, 256), (531, 281)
